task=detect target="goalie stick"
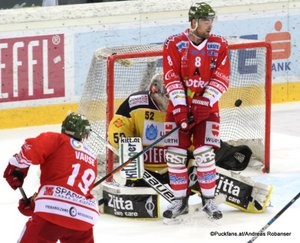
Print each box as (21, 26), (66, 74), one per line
(92, 131), (176, 203)
(93, 123), (181, 188)
(247, 191), (300, 243)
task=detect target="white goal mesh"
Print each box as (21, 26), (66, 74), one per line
(78, 40), (272, 178)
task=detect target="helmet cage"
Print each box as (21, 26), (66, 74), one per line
(149, 73), (168, 112)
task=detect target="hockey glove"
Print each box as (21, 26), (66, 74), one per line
(191, 96), (212, 124)
(172, 105), (189, 131)
(18, 195), (36, 217)
(3, 163), (29, 190)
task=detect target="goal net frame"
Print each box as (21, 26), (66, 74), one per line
(79, 41), (272, 176)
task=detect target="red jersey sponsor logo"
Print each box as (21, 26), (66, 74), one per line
(207, 42), (221, 50)
(211, 123), (220, 137)
(185, 78), (209, 88)
(44, 186), (55, 196)
(164, 70), (179, 81)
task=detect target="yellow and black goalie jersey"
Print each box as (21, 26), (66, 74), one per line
(108, 91), (168, 173)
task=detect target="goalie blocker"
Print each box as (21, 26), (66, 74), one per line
(100, 138), (272, 218)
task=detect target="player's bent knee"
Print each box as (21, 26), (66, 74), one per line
(165, 147), (187, 167)
(193, 146), (215, 167)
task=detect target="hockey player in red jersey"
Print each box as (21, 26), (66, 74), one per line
(163, 2), (230, 220)
(3, 112), (99, 243)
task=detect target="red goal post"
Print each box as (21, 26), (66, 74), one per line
(78, 40), (272, 176)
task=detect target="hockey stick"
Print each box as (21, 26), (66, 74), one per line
(93, 123), (181, 188)
(247, 191), (300, 243)
(93, 130), (175, 203)
(19, 187), (28, 201)
(18, 187), (31, 205)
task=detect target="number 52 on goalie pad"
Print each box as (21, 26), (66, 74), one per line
(119, 137), (144, 179)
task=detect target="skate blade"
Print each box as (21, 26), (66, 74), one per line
(162, 217), (184, 225)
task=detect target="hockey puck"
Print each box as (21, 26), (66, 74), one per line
(235, 99), (242, 107)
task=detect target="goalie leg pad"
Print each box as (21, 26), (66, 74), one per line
(101, 182), (160, 218)
(216, 167), (272, 213)
(249, 182), (273, 213)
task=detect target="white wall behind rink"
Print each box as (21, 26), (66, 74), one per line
(0, 0), (299, 127)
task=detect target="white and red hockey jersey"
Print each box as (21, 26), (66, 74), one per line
(11, 132), (99, 231)
(163, 29), (230, 112)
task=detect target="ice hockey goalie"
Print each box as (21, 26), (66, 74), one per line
(99, 73), (272, 218)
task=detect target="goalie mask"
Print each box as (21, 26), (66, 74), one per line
(188, 2), (216, 21)
(149, 73), (168, 112)
(61, 112), (91, 141)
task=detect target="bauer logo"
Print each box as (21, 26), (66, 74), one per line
(0, 34), (65, 102)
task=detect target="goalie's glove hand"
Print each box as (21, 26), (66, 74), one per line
(18, 194), (36, 217)
(3, 162), (29, 190)
(172, 105), (189, 131)
(191, 96), (212, 124)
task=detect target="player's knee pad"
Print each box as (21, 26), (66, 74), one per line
(193, 146), (215, 167)
(165, 147), (187, 168)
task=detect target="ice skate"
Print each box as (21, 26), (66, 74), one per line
(163, 197), (189, 219)
(202, 197), (223, 220)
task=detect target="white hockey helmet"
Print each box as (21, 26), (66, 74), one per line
(149, 73), (168, 112)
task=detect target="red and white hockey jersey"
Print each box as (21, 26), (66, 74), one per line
(163, 28), (230, 112)
(11, 132), (98, 231)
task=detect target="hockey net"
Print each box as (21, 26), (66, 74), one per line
(78, 40), (272, 179)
